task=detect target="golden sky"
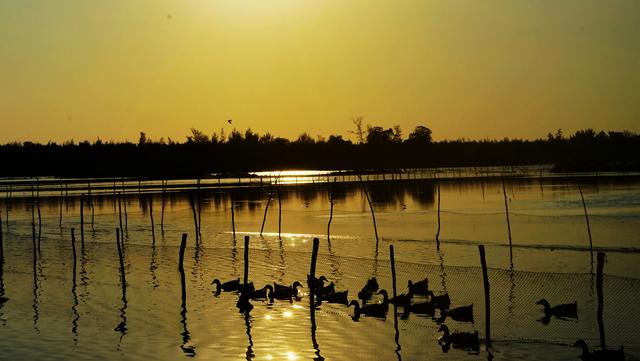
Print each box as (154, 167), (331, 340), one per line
(1, 0), (638, 143)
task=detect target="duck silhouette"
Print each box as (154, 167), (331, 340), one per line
(573, 339), (625, 361)
(389, 290), (413, 307)
(269, 281), (303, 302)
(349, 290), (389, 321)
(437, 324), (479, 354)
(536, 299), (577, 322)
(444, 304), (474, 323)
(212, 278), (241, 294)
(307, 275), (328, 292)
(408, 278), (429, 295)
(321, 290), (349, 305)
(357, 277), (379, 304)
(427, 291), (451, 311)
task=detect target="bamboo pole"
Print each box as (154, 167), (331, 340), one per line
(160, 180), (167, 233)
(71, 228), (77, 284)
(259, 188), (273, 237)
(88, 182), (95, 231)
(243, 236), (250, 289)
(578, 186), (594, 263)
(358, 175), (379, 245)
(231, 192), (236, 240)
(116, 229), (126, 292)
(36, 179), (42, 244)
(189, 195), (199, 243)
(117, 193), (124, 237)
(121, 181), (128, 232)
(327, 182), (334, 243)
(5, 184), (10, 231)
(309, 238), (320, 310)
(479, 245), (491, 349)
(277, 185), (282, 240)
(502, 179), (513, 263)
(436, 181), (441, 248)
(149, 196), (155, 244)
(59, 181), (63, 228)
(179, 233), (187, 301)
(80, 194), (85, 246)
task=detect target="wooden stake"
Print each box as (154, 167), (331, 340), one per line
(479, 245), (491, 349)
(189, 195), (199, 243)
(149, 196), (155, 244)
(231, 192), (236, 240)
(160, 180), (167, 232)
(121, 181), (128, 232)
(358, 175), (379, 245)
(80, 194), (85, 245)
(117, 193), (124, 237)
(596, 252), (606, 350)
(179, 233), (187, 301)
(243, 236), (250, 289)
(436, 181), (441, 248)
(116, 229), (126, 293)
(579, 186), (594, 263)
(309, 238), (320, 309)
(71, 228), (77, 284)
(88, 182), (95, 231)
(502, 179), (513, 263)
(259, 188), (273, 236)
(327, 182), (334, 243)
(36, 179), (42, 245)
(277, 185), (282, 240)
(59, 181), (63, 228)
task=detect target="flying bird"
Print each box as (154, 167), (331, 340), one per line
(227, 119), (233, 124)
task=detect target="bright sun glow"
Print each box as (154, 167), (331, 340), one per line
(286, 351), (298, 360)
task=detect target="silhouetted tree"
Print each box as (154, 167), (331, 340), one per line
(407, 126), (433, 144)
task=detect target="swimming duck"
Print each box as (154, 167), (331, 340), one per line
(437, 324), (479, 353)
(573, 339), (625, 361)
(212, 278), (241, 294)
(250, 285), (273, 301)
(404, 300), (435, 316)
(316, 282), (336, 297)
(269, 281), (303, 301)
(445, 304), (474, 323)
(408, 278), (429, 295)
(427, 291), (451, 311)
(357, 277), (379, 304)
(307, 275), (329, 290)
(536, 299), (577, 319)
(321, 290), (349, 305)
(389, 290), (413, 307)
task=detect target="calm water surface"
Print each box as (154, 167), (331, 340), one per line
(0, 172), (639, 360)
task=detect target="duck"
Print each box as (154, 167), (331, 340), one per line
(316, 282), (336, 297)
(307, 275), (329, 291)
(404, 300), (435, 316)
(269, 282), (303, 301)
(389, 290), (413, 307)
(211, 278), (241, 294)
(437, 324), (479, 353)
(573, 339), (625, 361)
(357, 277), (379, 304)
(236, 294), (254, 313)
(444, 304), (474, 323)
(536, 299), (577, 319)
(349, 290), (389, 321)
(321, 290), (349, 305)
(250, 285), (273, 301)
(408, 278), (429, 295)
(427, 291), (451, 311)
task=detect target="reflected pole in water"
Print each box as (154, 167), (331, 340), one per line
(596, 252), (606, 350)
(308, 238), (323, 360)
(437, 247), (448, 294)
(0, 208), (6, 325)
(71, 228), (79, 344)
(115, 229), (128, 339)
(32, 214), (39, 332)
(390, 245), (402, 361)
(36, 178), (42, 247)
(178, 233), (195, 356)
(578, 186), (594, 264)
(244, 311), (254, 360)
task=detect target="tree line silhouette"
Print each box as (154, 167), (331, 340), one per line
(0, 126), (638, 177)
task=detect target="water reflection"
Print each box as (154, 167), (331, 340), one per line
(243, 311), (254, 360)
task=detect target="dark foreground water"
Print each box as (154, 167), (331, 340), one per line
(0, 170), (639, 360)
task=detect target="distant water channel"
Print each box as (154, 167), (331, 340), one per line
(0, 167), (639, 360)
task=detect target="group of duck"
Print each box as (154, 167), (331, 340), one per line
(212, 275), (480, 354)
(534, 299), (625, 360)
